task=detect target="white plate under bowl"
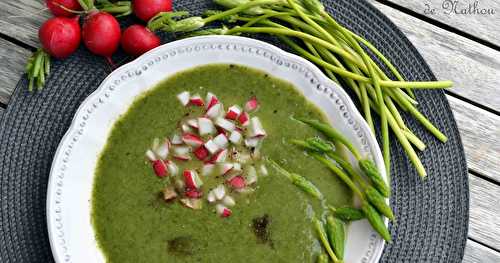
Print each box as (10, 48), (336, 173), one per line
(47, 35), (387, 263)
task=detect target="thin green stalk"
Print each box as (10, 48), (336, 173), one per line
(403, 130), (426, 151)
(204, 0), (284, 23)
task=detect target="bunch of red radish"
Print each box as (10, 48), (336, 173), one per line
(27, 0), (173, 91)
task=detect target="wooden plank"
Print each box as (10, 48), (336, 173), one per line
(0, 38), (31, 105)
(370, 1), (500, 113)
(469, 174), (500, 251)
(464, 239), (500, 263)
(0, 0), (48, 47)
(448, 96), (500, 182)
(379, 0), (500, 47)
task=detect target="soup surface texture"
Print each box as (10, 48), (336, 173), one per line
(92, 64), (352, 263)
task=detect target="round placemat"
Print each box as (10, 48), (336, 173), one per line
(0, 0), (469, 262)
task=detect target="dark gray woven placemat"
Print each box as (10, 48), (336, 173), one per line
(0, 0), (469, 262)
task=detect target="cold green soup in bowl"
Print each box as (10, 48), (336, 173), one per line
(92, 64), (353, 262)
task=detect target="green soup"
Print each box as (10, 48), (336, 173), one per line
(92, 64), (352, 263)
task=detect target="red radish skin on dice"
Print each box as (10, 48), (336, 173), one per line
(209, 149), (228, 163)
(216, 204), (232, 218)
(152, 160), (168, 177)
(227, 176), (246, 189)
(183, 170), (203, 189)
(185, 188), (203, 199)
(189, 94), (204, 107)
(206, 103), (223, 119)
(225, 105), (242, 120)
(193, 145), (209, 160)
(238, 112), (250, 126)
(182, 133), (203, 147)
(206, 92), (219, 110)
(244, 96), (260, 112)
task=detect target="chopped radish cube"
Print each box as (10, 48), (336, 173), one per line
(245, 165), (258, 185)
(171, 134), (183, 145)
(173, 155), (191, 161)
(216, 126), (227, 137)
(222, 195), (235, 207)
(183, 170), (203, 189)
(166, 161), (179, 176)
(225, 105), (242, 120)
(213, 134), (229, 149)
(152, 160), (168, 177)
(163, 186), (177, 202)
(177, 91), (190, 106)
(180, 198), (202, 210)
(193, 145), (209, 160)
(181, 124), (193, 133)
(206, 103), (224, 119)
(187, 119), (199, 129)
(233, 163), (242, 173)
(238, 112), (250, 126)
(245, 137), (261, 148)
(259, 164), (269, 176)
(182, 133), (203, 147)
(173, 145), (191, 156)
(145, 149), (156, 161)
(244, 96), (259, 112)
(198, 117), (216, 136)
(154, 139), (170, 160)
(207, 190), (216, 203)
(247, 117), (266, 138)
(189, 94), (204, 106)
(216, 204), (232, 217)
(227, 175), (246, 189)
(204, 140), (220, 154)
(201, 164), (215, 177)
(217, 162), (234, 176)
(208, 149), (228, 163)
(215, 117), (236, 131)
(206, 92), (219, 110)
(213, 185), (226, 200)
(228, 131), (242, 145)
(185, 188), (203, 199)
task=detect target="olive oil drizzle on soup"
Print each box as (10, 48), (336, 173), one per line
(92, 64), (352, 263)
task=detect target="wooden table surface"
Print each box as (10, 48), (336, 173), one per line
(1, 0), (499, 262)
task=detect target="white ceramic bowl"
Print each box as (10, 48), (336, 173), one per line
(47, 35), (387, 263)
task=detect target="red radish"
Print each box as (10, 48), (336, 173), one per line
(182, 133), (203, 147)
(209, 149), (228, 163)
(213, 185), (226, 200)
(225, 105), (242, 120)
(177, 91), (190, 106)
(216, 204), (232, 217)
(245, 166), (258, 185)
(206, 92), (219, 110)
(215, 117), (236, 132)
(186, 119), (199, 129)
(121, 25), (160, 57)
(185, 188), (203, 199)
(152, 160), (168, 177)
(206, 103), (223, 119)
(183, 170), (203, 189)
(39, 16), (81, 59)
(247, 117), (267, 138)
(193, 145), (209, 160)
(216, 126), (227, 137)
(217, 163), (234, 176)
(82, 11), (121, 63)
(166, 160), (179, 176)
(46, 0), (82, 17)
(181, 124), (193, 133)
(145, 149), (156, 161)
(204, 140), (220, 155)
(201, 164), (215, 177)
(227, 176), (246, 189)
(245, 137), (261, 148)
(244, 96), (260, 112)
(174, 155), (191, 161)
(180, 198), (202, 210)
(213, 133), (229, 149)
(222, 195), (235, 207)
(154, 139), (170, 160)
(189, 94), (204, 106)
(238, 112), (250, 126)
(198, 117), (216, 136)
(207, 190), (216, 203)
(171, 134), (183, 145)
(132, 0), (173, 22)
(228, 131), (242, 144)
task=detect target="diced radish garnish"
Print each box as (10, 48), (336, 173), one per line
(193, 145), (209, 160)
(213, 185), (226, 200)
(182, 124), (193, 133)
(189, 94), (204, 106)
(180, 198), (203, 210)
(207, 190), (216, 203)
(245, 165), (258, 185)
(225, 105), (242, 120)
(216, 126), (227, 137)
(152, 160), (168, 178)
(204, 139), (220, 154)
(166, 160), (179, 176)
(222, 195), (235, 207)
(227, 175), (246, 189)
(174, 155), (191, 161)
(187, 119), (199, 129)
(213, 134), (229, 149)
(216, 204), (232, 217)
(201, 163), (215, 177)
(177, 91), (190, 106)
(233, 163), (242, 173)
(208, 149), (228, 163)
(163, 186), (177, 202)
(145, 149), (156, 161)
(198, 117), (216, 136)
(259, 164), (269, 176)
(245, 137), (261, 148)
(206, 92), (219, 110)
(171, 134), (183, 145)
(185, 188), (203, 199)
(182, 133), (203, 147)
(173, 145), (191, 155)
(154, 139), (170, 160)
(228, 131), (242, 145)
(217, 162), (234, 176)
(238, 112), (250, 126)
(206, 103), (224, 119)
(215, 117), (236, 132)
(247, 117), (266, 138)
(244, 96), (259, 112)
(183, 170), (203, 189)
